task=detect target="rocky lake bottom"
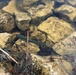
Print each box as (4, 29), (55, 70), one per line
(0, 0), (76, 75)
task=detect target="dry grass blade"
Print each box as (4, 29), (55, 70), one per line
(0, 48), (18, 64)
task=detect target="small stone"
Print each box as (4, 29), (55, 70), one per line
(12, 39), (40, 54)
(15, 11), (31, 31)
(0, 10), (15, 32)
(0, 33), (11, 48)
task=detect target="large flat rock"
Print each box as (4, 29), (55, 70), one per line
(38, 17), (75, 43)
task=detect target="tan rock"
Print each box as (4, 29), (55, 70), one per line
(53, 31), (76, 74)
(0, 67), (11, 75)
(31, 54), (72, 75)
(0, 33), (11, 48)
(2, 0), (17, 14)
(38, 17), (74, 43)
(29, 3), (54, 19)
(30, 30), (46, 42)
(53, 31), (76, 55)
(55, 4), (76, 22)
(14, 11), (31, 31)
(12, 39), (40, 54)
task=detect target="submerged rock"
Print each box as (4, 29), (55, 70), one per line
(0, 10), (15, 32)
(15, 0), (38, 11)
(53, 31), (76, 75)
(31, 54), (72, 75)
(38, 17), (75, 43)
(55, 4), (76, 23)
(12, 39), (40, 54)
(0, 67), (11, 75)
(15, 0), (54, 25)
(29, 2), (54, 24)
(30, 29), (46, 43)
(65, 0), (76, 7)
(14, 11), (31, 31)
(0, 33), (11, 48)
(2, 0), (17, 14)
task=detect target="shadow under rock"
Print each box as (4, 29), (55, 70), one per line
(37, 45), (59, 56)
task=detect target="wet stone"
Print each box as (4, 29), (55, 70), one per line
(14, 11), (31, 31)
(55, 4), (76, 23)
(53, 31), (76, 75)
(38, 17), (75, 43)
(0, 10), (15, 32)
(53, 31), (76, 56)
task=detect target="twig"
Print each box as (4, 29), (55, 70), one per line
(0, 48), (18, 64)
(26, 30), (29, 60)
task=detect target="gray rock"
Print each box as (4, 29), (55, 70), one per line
(53, 31), (76, 74)
(0, 10), (15, 32)
(14, 11), (31, 31)
(65, 0), (76, 7)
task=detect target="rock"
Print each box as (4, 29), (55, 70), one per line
(45, 36), (54, 47)
(0, 10), (15, 32)
(53, 31), (76, 56)
(53, 31), (76, 74)
(2, 0), (17, 14)
(30, 29), (46, 43)
(12, 39), (40, 54)
(38, 17), (75, 43)
(31, 54), (72, 75)
(15, 0), (54, 25)
(29, 2), (54, 24)
(0, 67), (11, 75)
(30, 25), (38, 33)
(5, 32), (20, 47)
(15, 0), (38, 11)
(65, 0), (76, 7)
(14, 11), (31, 31)
(55, 4), (76, 23)
(0, 33), (11, 48)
